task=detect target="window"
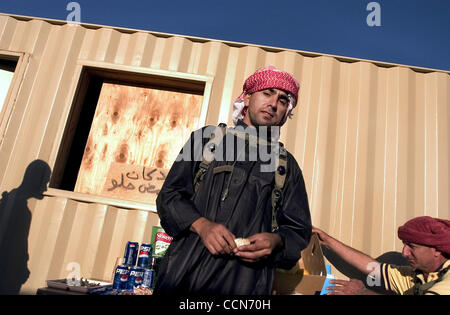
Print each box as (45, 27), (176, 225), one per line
(51, 66), (208, 206)
(0, 53), (24, 143)
(0, 59), (16, 112)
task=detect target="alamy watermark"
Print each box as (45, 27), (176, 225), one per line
(366, 262), (382, 287)
(366, 2), (381, 27)
(66, 261), (81, 285)
(66, 2), (81, 24)
(176, 125), (284, 173)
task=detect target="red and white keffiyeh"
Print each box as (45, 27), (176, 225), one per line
(232, 65), (300, 126)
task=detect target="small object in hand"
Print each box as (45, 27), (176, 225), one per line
(234, 238), (251, 247)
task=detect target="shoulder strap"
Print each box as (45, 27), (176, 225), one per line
(193, 123), (227, 193)
(413, 264), (450, 295)
(275, 144), (287, 189)
(271, 143), (287, 232)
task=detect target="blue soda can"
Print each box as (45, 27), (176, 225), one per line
(142, 268), (155, 289)
(127, 267), (144, 290)
(123, 241), (139, 266)
(112, 265), (130, 290)
(137, 243), (153, 268)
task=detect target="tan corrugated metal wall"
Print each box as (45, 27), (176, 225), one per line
(0, 14), (449, 293)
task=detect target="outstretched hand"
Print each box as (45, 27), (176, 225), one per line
(326, 279), (366, 295)
(311, 226), (329, 245)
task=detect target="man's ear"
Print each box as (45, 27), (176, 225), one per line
(243, 93), (251, 107)
(433, 248), (443, 258)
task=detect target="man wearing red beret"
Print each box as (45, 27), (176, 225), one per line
(154, 66), (312, 295)
(313, 216), (450, 295)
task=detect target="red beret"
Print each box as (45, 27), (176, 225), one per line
(398, 216), (450, 255)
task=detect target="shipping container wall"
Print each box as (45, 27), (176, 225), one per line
(0, 14), (449, 293)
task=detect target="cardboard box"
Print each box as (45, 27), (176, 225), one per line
(273, 233), (327, 295)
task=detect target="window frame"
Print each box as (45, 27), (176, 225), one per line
(0, 50), (30, 146)
(46, 60), (213, 212)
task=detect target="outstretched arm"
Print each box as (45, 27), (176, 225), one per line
(312, 226), (380, 275)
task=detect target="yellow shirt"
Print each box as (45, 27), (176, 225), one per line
(381, 260), (450, 295)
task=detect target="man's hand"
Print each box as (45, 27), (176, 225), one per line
(311, 226), (330, 246)
(190, 217), (236, 255)
(233, 233), (282, 263)
(326, 279), (366, 295)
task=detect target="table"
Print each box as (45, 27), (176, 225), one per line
(36, 287), (87, 295)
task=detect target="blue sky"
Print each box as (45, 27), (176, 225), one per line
(0, 0), (449, 71)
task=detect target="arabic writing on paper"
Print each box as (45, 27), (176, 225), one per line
(102, 163), (168, 204)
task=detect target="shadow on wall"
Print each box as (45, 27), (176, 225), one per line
(0, 160), (51, 294)
(322, 247), (410, 295)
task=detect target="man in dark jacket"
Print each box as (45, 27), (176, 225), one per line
(154, 65), (312, 295)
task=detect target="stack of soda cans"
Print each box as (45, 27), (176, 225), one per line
(112, 241), (156, 292)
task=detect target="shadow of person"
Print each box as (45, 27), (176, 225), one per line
(0, 160), (51, 294)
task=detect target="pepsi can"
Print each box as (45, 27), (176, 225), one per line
(142, 268), (155, 289)
(137, 243), (153, 268)
(127, 267), (144, 290)
(112, 265), (130, 290)
(123, 241), (139, 266)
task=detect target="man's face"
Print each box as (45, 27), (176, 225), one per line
(242, 88), (289, 127)
(402, 242), (439, 272)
